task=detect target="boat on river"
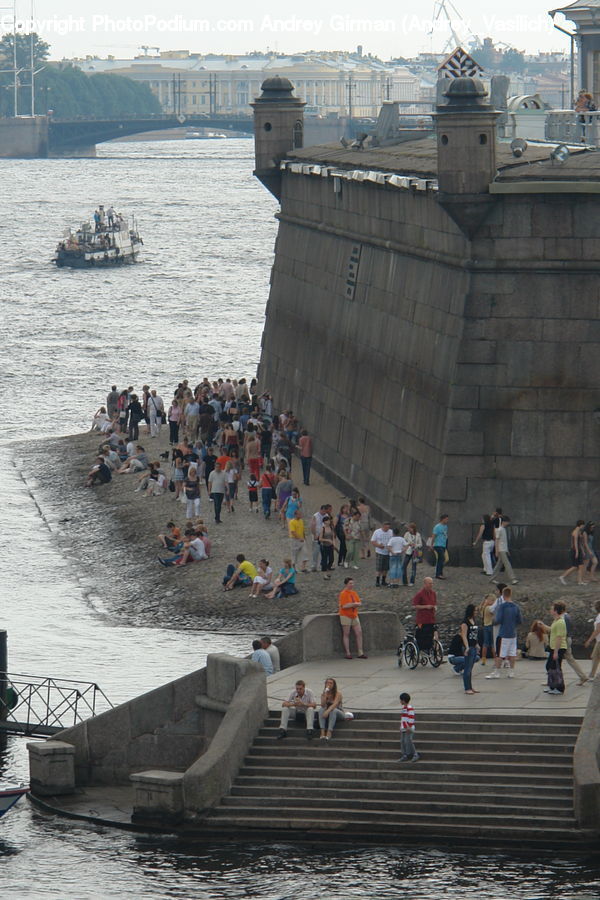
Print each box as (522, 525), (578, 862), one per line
(54, 207), (143, 268)
(0, 786), (28, 818)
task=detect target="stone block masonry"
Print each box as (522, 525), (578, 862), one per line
(258, 171), (600, 568)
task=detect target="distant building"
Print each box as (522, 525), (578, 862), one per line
(68, 52), (429, 117)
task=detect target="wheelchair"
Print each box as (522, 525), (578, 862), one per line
(397, 623), (444, 669)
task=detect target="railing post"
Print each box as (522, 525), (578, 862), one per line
(0, 631), (7, 725)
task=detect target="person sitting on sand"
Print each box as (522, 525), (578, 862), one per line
(118, 445), (149, 474)
(158, 529), (207, 567)
(264, 559), (298, 600)
(90, 407), (111, 432)
(85, 456), (112, 487)
(223, 554), (258, 591)
(249, 559), (273, 597)
(158, 521), (183, 552)
(523, 620), (548, 659)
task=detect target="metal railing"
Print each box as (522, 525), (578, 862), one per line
(0, 673), (113, 737)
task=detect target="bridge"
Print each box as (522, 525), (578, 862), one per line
(48, 114), (254, 153)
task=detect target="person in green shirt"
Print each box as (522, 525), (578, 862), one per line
(223, 554), (258, 591)
(544, 601), (567, 695)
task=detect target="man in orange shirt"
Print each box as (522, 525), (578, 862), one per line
(338, 577), (368, 660)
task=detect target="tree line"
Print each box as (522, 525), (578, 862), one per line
(0, 33), (161, 117)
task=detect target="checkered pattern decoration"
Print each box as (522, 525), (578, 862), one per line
(438, 47), (484, 78)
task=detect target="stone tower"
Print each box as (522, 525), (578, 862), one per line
(435, 77), (500, 236)
(250, 76), (305, 200)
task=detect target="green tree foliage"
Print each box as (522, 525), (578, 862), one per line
(0, 35), (161, 117)
(471, 37), (525, 75)
(0, 31), (49, 68)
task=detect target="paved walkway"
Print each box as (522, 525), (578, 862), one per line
(267, 653), (590, 717)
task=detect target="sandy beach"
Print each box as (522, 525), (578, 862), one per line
(12, 428), (599, 647)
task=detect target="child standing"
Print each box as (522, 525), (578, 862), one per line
(247, 473), (259, 513)
(397, 692), (419, 762)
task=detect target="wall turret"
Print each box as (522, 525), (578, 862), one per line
(435, 77), (500, 236)
(251, 76), (305, 199)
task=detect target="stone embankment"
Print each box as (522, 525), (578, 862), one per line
(13, 430), (599, 643)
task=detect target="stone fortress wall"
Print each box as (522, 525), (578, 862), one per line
(254, 77), (600, 567)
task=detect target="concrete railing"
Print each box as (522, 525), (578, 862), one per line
(573, 678), (600, 829)
(546, 109), (600, 144)
(276, 611), (403, 665)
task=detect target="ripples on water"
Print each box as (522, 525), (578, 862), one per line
(1, 139), (599, 896)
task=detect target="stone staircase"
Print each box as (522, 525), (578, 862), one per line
(202, 711), (593, 847)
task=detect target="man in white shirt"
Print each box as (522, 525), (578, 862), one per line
(371, 522), (393, 587)
(148, 389), (164, 438)
(261, 636), (280, 673)
(277, 679), (317, 740)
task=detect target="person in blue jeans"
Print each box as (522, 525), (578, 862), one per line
(460, 604), (480, 694)
(430, 514), (449, 579)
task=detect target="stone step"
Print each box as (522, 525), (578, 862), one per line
(255, 733), (576, 752)
(207, 805), (579, 831)
(263, 718), (581, 736)
(202, 814), (589, 845)
(222, 794), (573, 817)
(233, 774), (574, 798)
(241, 757), (573, 776)
(265, 712), (583, 727)
(246, 746), (573, 765)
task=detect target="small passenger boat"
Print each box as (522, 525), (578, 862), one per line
(54, 205), (143, 268)
(0, 786), (28, 818)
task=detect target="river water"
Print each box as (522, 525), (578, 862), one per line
(1, 139), (599, 897)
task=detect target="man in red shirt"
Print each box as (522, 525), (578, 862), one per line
(411, 576), (438, 646)
(298, 429), (313, 486)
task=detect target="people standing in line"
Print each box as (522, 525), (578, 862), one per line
(460, 604), (480, 695)
(486, 587), (522, 679)
(396, 692), (419, 762)
(371, 521), (393, 587)
(277, 679), (316, 740)
(473, 514), (495, 576)
(298, 429), (313, 485)
(402, 523), (422, 586)
(559, 520), (588, 586)
(344, 510), (362, 570)
(429, 514), (449, 580)
(584, 599), (600, 680)
(388, 526), (408, 588)
(357, 498), (371, 559)
(319, 514), (337, 579)
(338, 577), (367, 660)
(208, 461), (226, 523)
(544, 602), (567, 695)
(318, 677), (344, 742)
(489, 516), (518, 585)
(288, 507), (309, 573)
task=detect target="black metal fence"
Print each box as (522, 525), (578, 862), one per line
(0, 673), (113, 737)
